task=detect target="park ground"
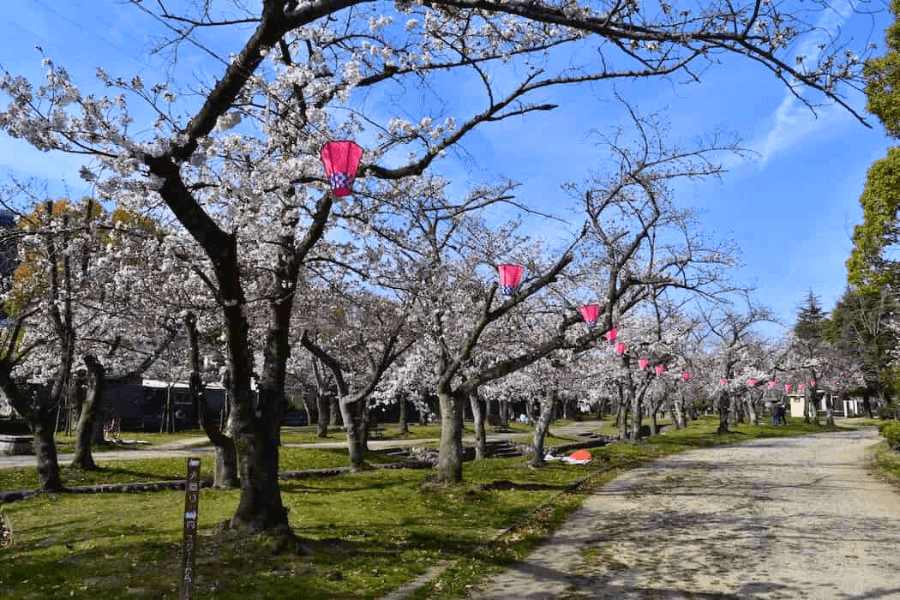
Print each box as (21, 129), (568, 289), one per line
(1, 416), (898, 599)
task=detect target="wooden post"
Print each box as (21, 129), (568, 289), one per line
(179, 457), (201, 600)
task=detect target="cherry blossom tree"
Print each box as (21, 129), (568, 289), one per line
(0, 0), (879, 538)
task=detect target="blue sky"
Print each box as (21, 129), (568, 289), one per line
(0, 0), (894, 340)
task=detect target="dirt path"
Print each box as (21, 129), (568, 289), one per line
(468, 427), (900, 600)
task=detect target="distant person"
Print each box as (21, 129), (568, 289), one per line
(778, 401), (788, 426)
(519, 414), (527, 424)
(770, 401), (779, 426)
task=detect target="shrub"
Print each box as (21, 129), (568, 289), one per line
(876, 403), (900, 420)
(880, 421), (900, 451)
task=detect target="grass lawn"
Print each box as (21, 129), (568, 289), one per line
(866, 439), (900, 488)
(0, 416), (850, 600)
(52, 430), (211, 455)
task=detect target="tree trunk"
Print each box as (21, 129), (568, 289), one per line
(398, 393), (409, 437)
(316, 392), (330, 438)
(34, 406), (63, 492)
(184, 313), (238, 489)
(810, 391), (820, 425)
(717, 391), (730, 435)
(222, 291), (290, 536)
(616, 383), (628, 440)
(629, 388), (644, 440)
(436, 391), (464, 483)
(499, 399), (509, 429)
(338, 398), (365, 471)
(359, 399), (371, 453)
(728, 392), (740, 426)
(530, 391), (556, 468)
(862, 393), (873, 419)
(673, 394), (686, 429)
(648, 406), (658, 436)
(745, 396), (758, 426)
(71, 355), (105, 470)
(469, 388), (486, 460)
(825, 392), (835, 426)
(330, 396), (342, 426)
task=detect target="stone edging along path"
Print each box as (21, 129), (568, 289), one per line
(0, 460), (430, 504)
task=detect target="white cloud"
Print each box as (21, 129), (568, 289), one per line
(754, 0), (858, 167)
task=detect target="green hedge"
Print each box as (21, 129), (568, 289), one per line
(879, 421), (900, 451)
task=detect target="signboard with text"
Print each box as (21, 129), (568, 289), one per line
(179, 458), (201, 600)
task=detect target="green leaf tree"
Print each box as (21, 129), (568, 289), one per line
(848, 0), (900, 290)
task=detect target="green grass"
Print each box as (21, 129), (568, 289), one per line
(51, 430), (211, 454)
(0, 448), (399, 491)
(0, 416), (851, 600)
(867, 440), (900, 486)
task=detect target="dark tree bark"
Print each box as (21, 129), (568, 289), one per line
(315, 391), (330, 437)
(616, 382), (629, 440)
(312, 358), (330, 437)
(338, 398), (365, 470)
(398, 392), (409, 436)
(499, 399), (509, 428)
(70, 355), (105, 470)
(185, 314), (239, 489)
(437, 390), (465, 482)
(717, 391), (731, 435)
(629, 386), (645, 440)
(530, 390), (557, 467)
(469, 388), (487, 460)
(330, 396), (342, 426)
(745, 395), (759, 426)
(862, 393), (873, 418)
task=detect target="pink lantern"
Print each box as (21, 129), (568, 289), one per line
(498, 264), (524, 295)
(320, 140), (363, 196)
(769, 381), (777, 388)
(655, 365), (665, 376)
(615, 342), (626, 356)
(831, 381), (837, 385)
(720, 378), (727, 385)
(748, 378), (757, 387)
(639, 358), (649, 370)
(605, 327), (618, 344)
(579, 304), (601, 328)
(681, 371), (691, 381)
(798, 383), (805, 390)
(810, 381), (816, 387)
(784, 384), (792, 393)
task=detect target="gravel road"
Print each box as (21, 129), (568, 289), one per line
(468, 427), (900, 600)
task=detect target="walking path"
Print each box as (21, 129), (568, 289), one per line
(0, 421), (601, 469)
(467, 427), (900, 600)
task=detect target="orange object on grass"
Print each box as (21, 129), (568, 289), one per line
(569, 450), (591, 461)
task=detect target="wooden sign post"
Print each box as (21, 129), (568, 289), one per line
(179, 458), (201, 600)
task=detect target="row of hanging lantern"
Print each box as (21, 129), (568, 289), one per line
(318, 145), (846, 394)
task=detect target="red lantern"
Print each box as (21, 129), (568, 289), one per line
(639, 358), (649, 370)
(721, 378), (727, 385)
(498, 264), (524, 295)
(654, 365), (665, 376)
(748, 378), (757, 387)
(615, 342), (626, 356)
(320, 140), (363, 197)
(681, 371), (691, 381)
(784, 384), (792, 393)
(579, 304), (600, 328)
(605, 327), (618, 344)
